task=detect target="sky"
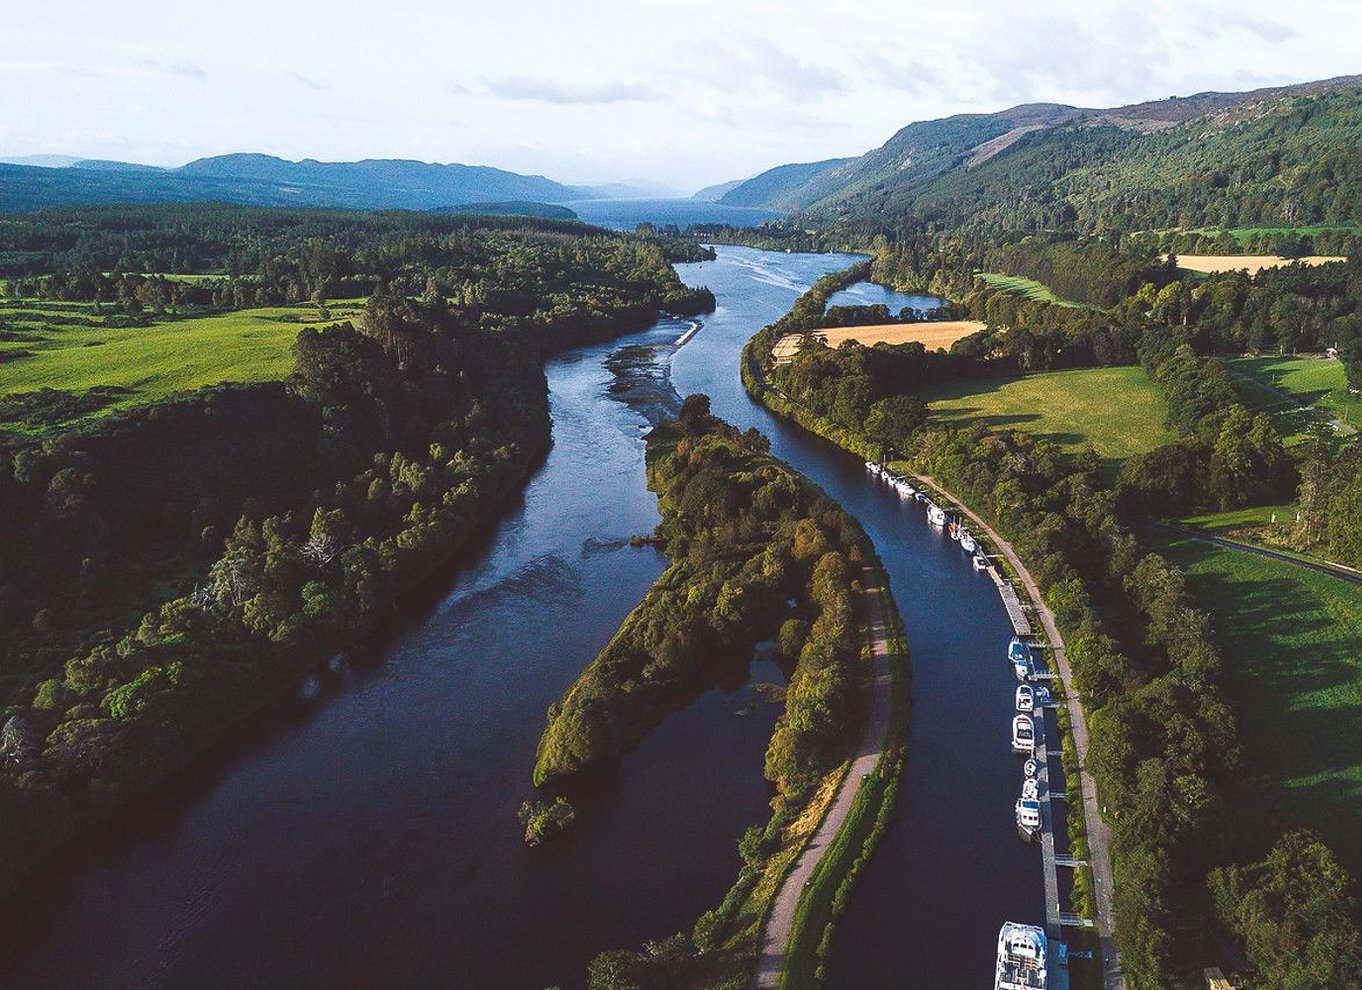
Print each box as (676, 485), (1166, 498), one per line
(3, 0), (1361, 195)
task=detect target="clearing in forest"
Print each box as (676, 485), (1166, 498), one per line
(917, 365), (1173, 476)
(771, 320), (985, 363)
(1170, 254), (1346, 275)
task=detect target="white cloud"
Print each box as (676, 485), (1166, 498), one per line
(1, 0), (1359, 190)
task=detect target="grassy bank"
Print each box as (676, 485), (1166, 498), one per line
(781, 575), (910, 990)
(975, 272), (1088, 309)
(1227, 355), (1361, 430)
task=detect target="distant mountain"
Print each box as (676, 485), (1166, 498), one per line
(0, 154), (81, 168)
(719, 75), (1362, 234)
(72, 159), (165, 173)
(432, 201), (579, 220)
(690, 179), (745, 202)
(717, 158), (854, 211)
(0, 153), (592, 213)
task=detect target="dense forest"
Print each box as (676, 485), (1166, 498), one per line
(0, 206), (715, 895)
(745, 269), (1362, 989)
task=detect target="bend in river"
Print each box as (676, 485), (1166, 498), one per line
(2, 245), (1042, 989)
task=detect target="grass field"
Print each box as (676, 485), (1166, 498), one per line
(917, 366), (1175, 475)
(1227, 355), (1361, 431)
(771, 321), (985, 363)
(1154, 535), (1362, 873)
(975, 272), (1086, 308)
(1170, 254), (1347, 275)
(0, 299), (362, 432)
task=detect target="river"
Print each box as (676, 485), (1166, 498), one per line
(1, 245), (1041, 989)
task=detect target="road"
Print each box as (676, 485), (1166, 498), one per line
(915, 475), (1126, 990)
(1149, 522), (1362, 587)
(752, 565), (896, 989)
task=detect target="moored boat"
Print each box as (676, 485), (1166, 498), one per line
(960, 529), (977, 553)
(995, 922), (1047, 989)
(973, 554), (990, 571)
(1012, 714), (1035, 754)
(1023, 758), (1039, 779)
(1021, 777), (1039, 802)
(1014, 798), (1042, 842)
(927, 503), (948, 526)
(1016, 684), (1034, 712)
(1013, 654), (1033, 681)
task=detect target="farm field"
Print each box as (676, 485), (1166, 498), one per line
(1227, 355), (1361, 431)
(771, 320), (985, 363)
(916, 365), (1174, 475)
(975, 271), (1087, 308)
(1154, 534), (1362, 873)
(0, 299), (361, 433)
(1170, 253), (1347, 275)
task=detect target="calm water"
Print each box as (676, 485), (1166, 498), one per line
(825, 279), (945, 317)
(566, 197), (781, 231)
(2, 246), (1043, 989)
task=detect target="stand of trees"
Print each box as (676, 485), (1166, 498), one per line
(535, 395), (866, 800)
(0, 212), (714, 897)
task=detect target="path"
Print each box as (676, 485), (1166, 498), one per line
(752, 565), (896, 989)
(1149, 522), (1362, 587)
(1227, 366), (1357, 436)
(915, 476), (1126, 990)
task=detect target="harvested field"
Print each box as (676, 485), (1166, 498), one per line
(772, 321), (985, 363)
(1170, 254), (1346, 275)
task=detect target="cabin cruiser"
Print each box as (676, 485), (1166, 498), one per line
(1023, 757), (1039, 779)
(960, 529), (977, 554)
(1013, 654), (1034, 681)
(973, 554), (990, 571)
(1016, 684), (1034, 712)
(927, 503), (948, 526)
(1015, 798), (1042, 841)
(1012, 714), (1035, 754)
(1021, 777), (1040, 802)
(1008, 638), (1031, 663)
(995, 922), (1048, 989)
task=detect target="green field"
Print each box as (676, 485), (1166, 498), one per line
(918, 366), (1174, 475)
(975, 272), (1086, 308)
(1227, 355), (1362, 432)
(0, 300), (361, 433)
(1155, 535), (1362, 872)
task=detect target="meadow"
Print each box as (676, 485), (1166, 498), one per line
(974, 271), (1087, 308)
(0, 298), (362, 433)
(1155, 534), (1362, 873)
(1170, 254), (1346, 275)
(771, 320), (985, 363)
(916, 366), (1174, 475)
(1227, 355), (1361, 431)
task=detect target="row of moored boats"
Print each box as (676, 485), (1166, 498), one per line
(864, 461), (989, 569)
(864, 460), (1053, 990)
(1002, 640), (1051, 987)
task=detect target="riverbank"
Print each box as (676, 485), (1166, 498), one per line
(755, 564), (908, 989)
(741, 302), (1121, 987)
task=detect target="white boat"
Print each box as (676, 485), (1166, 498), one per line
(1021, 777), (1040, 802)
(1015, 798), (1042, 841)
(865, 461), (876, 473)
(927, 503), (948, 526)
(973, 554), (990, 571)
(995, 922), (1047, 989)
(1013, 655), (1033, 681)
(1023, 758), (1039, 779)
(1012, 714), (1035, 754)
(1008, 638), (1031, 663)
(960, 529), (977, 553)
(1016, 684), (1034, 712)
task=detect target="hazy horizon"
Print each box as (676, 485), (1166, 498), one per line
(5, 0), (1362, 195)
